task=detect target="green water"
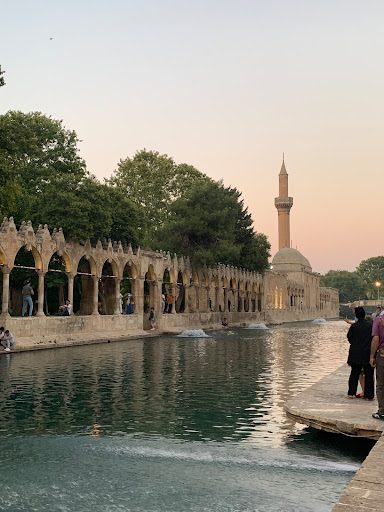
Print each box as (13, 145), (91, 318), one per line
(0, 321), (372, 511)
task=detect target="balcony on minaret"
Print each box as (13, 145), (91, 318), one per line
(274, 196), (293, 210)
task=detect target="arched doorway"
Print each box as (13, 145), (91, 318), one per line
(175, 271), (185, 313)
(143, 265), (157, 329)
(45, 252), (69, 315)
(74, 256), (95, 315)
(122, 261), (136, 314)
(162, 269), (171, 313)
(99, 260), (118, 315)
(9, 246), (41, 316)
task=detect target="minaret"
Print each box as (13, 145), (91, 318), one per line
(274, 157), (293, 250)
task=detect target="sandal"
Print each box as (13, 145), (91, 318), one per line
(356, 393), (364, 398)
(372, 412), (384, 420)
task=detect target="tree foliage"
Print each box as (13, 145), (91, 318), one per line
(320, 270), (367, 303)
(109, 149), (212, 244)
(0, 111), (87, 222)
(0, 111), (140, 246)
(155, 180), (270, 272)
(356, 256), (384, 299)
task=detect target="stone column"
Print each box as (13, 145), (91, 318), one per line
(206, 286), (210, 312)
(1, 266), (10, 316)
(171, 284), (176, 314)
(67, 273), (74, 305)
(134, 278), (144, 314)
(184, 284), (190, 313)
(114, 278), (122, 315)
(36, 270), (46, 316)
(223, 288), (228, 312)
(214, 287), (220, 312)
(92, 276), (99, 315)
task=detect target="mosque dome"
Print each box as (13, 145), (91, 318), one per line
(271, 247), (312, 273)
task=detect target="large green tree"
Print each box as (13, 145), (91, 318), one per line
(28, 177), (140, 246)
(109, 149), (212, 244)
(0, 111), (140, 246)
(320, 270), (367, 303)
(0, 111), (87, 221)
(356, 256), (384, 299)
(155, 180), (270, 272)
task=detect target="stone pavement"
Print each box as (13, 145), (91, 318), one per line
(333, 434), (384, 511)
(285, 365), (384, 511)
(285, 365), (383, 440)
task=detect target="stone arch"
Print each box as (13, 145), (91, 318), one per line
(189, 271), (200, 312)
(122, 260), (137, 314)
(144, 264), (157, 315)
(175, 270), (186, 313)
(244, 281), (252, 312)
(9, 246), (43, 316)
(74, 255), (97, 315)
(45, 252), (69, 315)
(99, 259), (119, 315)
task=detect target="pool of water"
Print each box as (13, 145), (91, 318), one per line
(0, 321), (372, 511)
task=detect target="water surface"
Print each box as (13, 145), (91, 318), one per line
(0, 321), (371, 511)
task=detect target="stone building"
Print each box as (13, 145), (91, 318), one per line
(0, 161), (338, 340)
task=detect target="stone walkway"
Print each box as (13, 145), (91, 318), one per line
(285, 365), (383, 440)
(285, 365), (384, 511)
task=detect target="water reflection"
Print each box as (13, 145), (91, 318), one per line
(0, 321), (348, 445)
(1, 321), (370, 512)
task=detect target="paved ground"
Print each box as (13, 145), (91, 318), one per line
(285, 365), (383, 440)
(285, 365), (384, 511)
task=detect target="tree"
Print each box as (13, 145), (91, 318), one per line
(356, 256), (384, 299)
(0, 65), (5, 87)
(320, 270), (367, 303)
(155, 180), (270, 272)
(109, 149), (211, 244)
(29, 177), (141, 246)
(0, 111), (87, 221)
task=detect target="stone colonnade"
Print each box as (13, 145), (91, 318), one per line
(0, 218), (339, 328)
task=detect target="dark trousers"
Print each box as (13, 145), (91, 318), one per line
(376, 350), (384, 414)
(348, 363), (374, 399)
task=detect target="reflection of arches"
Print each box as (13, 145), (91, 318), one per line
(9, 246), (40, 316)
(74, 256), (95, 315)
(46, 252), (68, 315)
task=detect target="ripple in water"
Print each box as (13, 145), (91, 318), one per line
(0, 321), (368, 512)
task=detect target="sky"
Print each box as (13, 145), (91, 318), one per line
(1, 0), (383, 274)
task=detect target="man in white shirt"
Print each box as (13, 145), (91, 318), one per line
(1, 330), (15, 352)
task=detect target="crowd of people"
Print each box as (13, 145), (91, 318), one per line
(346, 305), (384, 421)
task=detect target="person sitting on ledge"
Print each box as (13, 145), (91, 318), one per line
(1, 330), (16, 352)
(57, 299), (73, 316)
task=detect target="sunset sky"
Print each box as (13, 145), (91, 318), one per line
(1, 0), (383, 273)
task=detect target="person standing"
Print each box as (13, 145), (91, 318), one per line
(370, 311), (384, 420)
(21, 280), (34, 317)
(148, 307), (156, 330)
(166, 293), (173, 313)
(346, 307), (374, 400)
